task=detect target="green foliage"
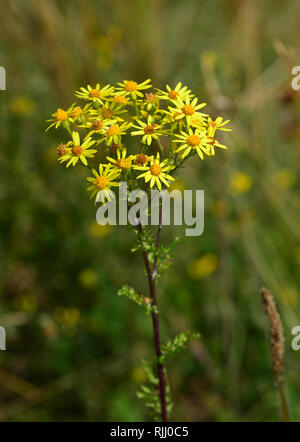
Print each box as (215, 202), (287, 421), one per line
(137, 359), (173, 420)
(117, 285), (158, 314)
(159, 332), (201, 364)
(154, 236), (180, 279)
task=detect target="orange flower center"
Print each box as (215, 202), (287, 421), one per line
(150, 164), (162, 176)
(125, 81), (137, 92)
(101, 108), (114, 119)
(168, 90), (179, 100)
(95, 176), (108, 190)
(57, 144), (68, 156)
(182, 104), (195, 115)
(116, 158), (131, 170)
(107, 125), (120, 136)
(145, 92), (156, 102)
(72, 145), (83, 156)
(92, 120), (103, 130)
(187, 135), (201, 146)
(90, 89), (100, 98)
(135, 154), (148, 165)
(113, 95), (128, 105)
(144, 124), (156, 135)
(209, 121), (217, 128)
(71, 107), (82, 118)
(55, 109), (68, 121)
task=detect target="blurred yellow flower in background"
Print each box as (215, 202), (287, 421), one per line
(78, 268), (98, 288)
(53, 306), (80, 328)
(279, 287), (298, 307)
(10, 96), (35, 116)
(89, 222), (112, 238)
(230, 172), (252, 195)
(169, 178), (185, 193)
(187, 254), (218, 279)
(131, 366), (147, 384)
(13, 294), (38, 312)
(275, 169), (296, 189)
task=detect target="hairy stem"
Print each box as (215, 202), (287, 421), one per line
(138, 207), (168, 422)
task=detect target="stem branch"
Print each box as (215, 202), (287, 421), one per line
(137, 207), (168, 422)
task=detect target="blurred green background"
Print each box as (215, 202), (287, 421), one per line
(0, 0), (300, 422)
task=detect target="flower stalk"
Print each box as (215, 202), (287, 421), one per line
(138, 206), (168, 422)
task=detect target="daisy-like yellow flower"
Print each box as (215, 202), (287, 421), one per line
(58, 131), (97, 167)
(75, 83), (114, 104)
(134, 153), (150, 166)
(100, 101), (128, 121)
(70, 103), (94, 121)
(86, 164), (120, 204)
(112, 94), (129, 106)
(106, 148), (133, 173)
(105, 122), (132, 145)
(116, 79), (152, 100)
(46, 105), (73, 131)
(174, 128), (211, 160)
(131, 116), (165, 146)
(171, 96), (208, 125)
(156, 82), (193, 102)
(206, 136), (228, 156)
(142, 92), (160, 112)
(104, 121), (132, 146)
(84, 117), (117, 138)
(134, 153), (175, 190)
(207, 116), (231, 136)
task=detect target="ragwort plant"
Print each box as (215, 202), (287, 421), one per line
(47, 79), (231, 421)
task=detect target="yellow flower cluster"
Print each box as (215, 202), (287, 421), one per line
(47, 79), (231, 203)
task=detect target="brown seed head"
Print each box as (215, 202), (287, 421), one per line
(260, 287), (284, 383)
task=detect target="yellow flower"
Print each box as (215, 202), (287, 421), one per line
(53, 307), (80, 327)
(171, 96), (207, 125)
(169, 178), (185, 193)
(134, 152), (175, 190)
(99, 100), (128, 121)
(230, 172), (252, 195)
(112, 94), (129, 106)
(84, 117), (117, 138)
(107, 148), (133, 172)
(10, 96), (35, 116)
(86, 163), (120, 203)
(207, 116), (231, 135)
(46, 106), (72, 131)
(116, 79), (152, 100)
(206, 136), (228, 156)
(134, 153), (150, 166)
(275, 169), (296, 189)
(75, 83), (114, 104)
(89, 222), (112, 238)
(187, 254), (218, 279)
(131, 116), (165, 145)
(156, 82), (193, 102)
(78, 269), (98, 288)
(279, 287), (298, 307)
(58, 131), (97, 167)
(104, 121), (132, 146)
(174, 128), (211, 159)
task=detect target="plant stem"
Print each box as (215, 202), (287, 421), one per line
(138, 207), (168, 422)
(278, 381), (289, 422)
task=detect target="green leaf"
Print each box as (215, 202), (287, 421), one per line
(117, 285), (158, 314)
(159, 331), (201, 364)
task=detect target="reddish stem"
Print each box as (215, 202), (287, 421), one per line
(138, 207), (168, 422)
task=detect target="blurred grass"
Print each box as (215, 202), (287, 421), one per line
(0, 0), (300, 421)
